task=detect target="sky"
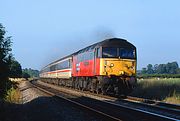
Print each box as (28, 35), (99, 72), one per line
(0, 0), (180, 70)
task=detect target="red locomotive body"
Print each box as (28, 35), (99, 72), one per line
(72, 50), (100, 77)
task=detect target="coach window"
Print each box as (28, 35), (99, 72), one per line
(50, 65), (56, 71)
(45, 67), (50, 72)
(62, 60), (69, 69)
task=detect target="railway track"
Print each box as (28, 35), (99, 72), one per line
(30, 81), (121, 121)
(123, 96), (180, 116)
(126, 96), (180, 110)
(30, 80), (179, 121)
(36, 79), (180, 119)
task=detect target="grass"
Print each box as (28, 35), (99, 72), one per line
(130, 78), (180, 104)
(4, 87), (22, 104)
(0, 79), (22, 104)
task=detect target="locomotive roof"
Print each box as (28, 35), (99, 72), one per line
(41, 38), (135, 70)
(76, 38), (135, 54)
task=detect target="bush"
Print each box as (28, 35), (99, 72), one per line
(5, 87), (21, 104)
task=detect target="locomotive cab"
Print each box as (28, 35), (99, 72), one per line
(98, 47), (136, 77)
(94, 38), (137, 95)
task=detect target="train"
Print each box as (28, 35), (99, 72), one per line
(40, 38), (137, 96)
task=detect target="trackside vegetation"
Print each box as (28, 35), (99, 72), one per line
(0, 23), (22, 103)
(0, 23), (39, 103)
(130, 78), (180, 104)
(4, 82), (22, 104)
(135, 63), (180, 104)
(0, 23), (14, 99)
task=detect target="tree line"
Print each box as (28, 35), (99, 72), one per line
(139, 62), (180, 78)
(22, 68), (39, 78)
(8, 62), (39, 79)
(0, 23), (14, 98)
(0, 23), (39, 98)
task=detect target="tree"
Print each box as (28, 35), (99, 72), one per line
(22, 72), (30, 80)
(147, 64), (154, 74)
(140, 62), (180, 76)
(0, 24), (12, 78)
(166, 62), (179, 74)
(153, 64), (158, 73)
(0, 23), (12, 97)
(157, 64), (166, 74)
(176, 68), (180, 74)
(22, 68), (39, 77)
(9, 59), (22, 78)
(141, 68), (147, 74)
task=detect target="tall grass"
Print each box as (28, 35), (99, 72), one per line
(130, 78), (180, 104)
(2, 80), (22, 104)
(5, 87), (22, 104)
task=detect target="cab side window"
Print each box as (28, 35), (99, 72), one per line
(97, 48), (101, 58)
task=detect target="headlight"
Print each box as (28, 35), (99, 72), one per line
(110, 63), (114, 67)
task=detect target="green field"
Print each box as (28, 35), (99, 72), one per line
(130, 78), (180, 104)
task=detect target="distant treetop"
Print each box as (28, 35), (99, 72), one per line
(140, 61), (180, 75)
(22, 68), (39, 77)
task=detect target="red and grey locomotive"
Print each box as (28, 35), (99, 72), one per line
(40, 38), (137, 96)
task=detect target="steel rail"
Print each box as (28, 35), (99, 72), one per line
(126, 96), (180, 110)
(30, 81), (122, 121)
(30, 80), (179, 121)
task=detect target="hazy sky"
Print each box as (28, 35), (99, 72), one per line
(1, 0), (180, 70)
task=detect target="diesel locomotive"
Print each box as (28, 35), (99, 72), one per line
(40, 38), (137, 96)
